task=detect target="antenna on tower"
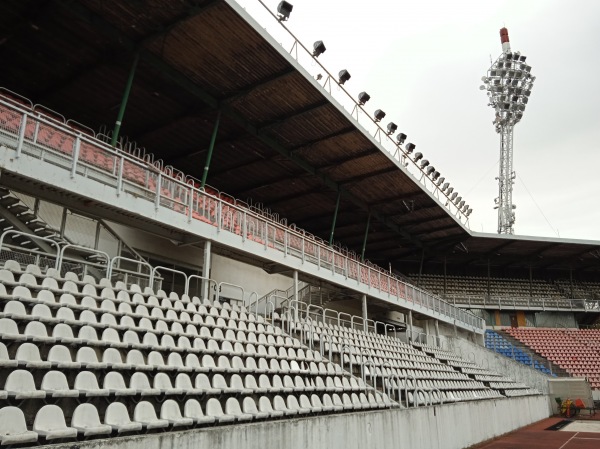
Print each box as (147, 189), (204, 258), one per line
(480, 27), (535, 234)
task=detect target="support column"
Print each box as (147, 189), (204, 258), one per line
(434, 319), (440, 347)
(111, 53), (140, 147)
(408, 310), (413, 343)
(361, 294), (367, 332)
(360, 213), (371, 262)
(328, 191), (341, 246)
(200, 110), (222, 189)
(293, 270), (299, 321)
(202, 240), (212, 300)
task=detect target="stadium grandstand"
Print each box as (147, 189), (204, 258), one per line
(0, 0), (598, 448)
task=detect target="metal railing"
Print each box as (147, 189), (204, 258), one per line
(0, 95), (484, 332)
(448, 294), (600, 311)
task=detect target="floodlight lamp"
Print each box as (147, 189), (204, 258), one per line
(358, 91), (370, 105)
(441, 182), (449, 191)
(396, 133), (407, 144)
(466, 208), (473, 216)
(426, 166), (435, 175)
(420, 159), (429, 169)
(338, 69), (351, 85)
(437, 176), (445, 186)
(450, 192), (458, 201)
(313, 40), (326, 57)
(277, 1), (293, 21)
(463, 204), (469, 213)
(455, 196), (462, 204)
(413, 152), (423, 162)
(432, 171), (440, 180)
(519, 55), (527, 62)
(405, 142), (416, 154)
(386, 122), (397, 135)
(447, 187), (454, 195)
(458, 200), (465, 208)
(374, 109), (386, 122)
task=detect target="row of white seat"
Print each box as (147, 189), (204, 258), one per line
(0, 342), (344, 378)
(1, 390), (393, 445)
(1, 368), (369, 400)
(2, 285), (259, 326)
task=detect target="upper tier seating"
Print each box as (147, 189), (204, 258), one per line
(0, 92), (482, 332)
(505, 327), (600, 389)
(412, 274), (575, 308)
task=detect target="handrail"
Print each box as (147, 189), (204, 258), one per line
(0, 230), (61, 268)
(150, 266), (188, 294)
(0, 94), (485, 332)
(58, 244), (110, 276)
(217, 281), (247, 306)
(187, 274), (217, 302)
(107, 256), (153, 280)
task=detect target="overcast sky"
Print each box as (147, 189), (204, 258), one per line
(235, 0), (600, 241)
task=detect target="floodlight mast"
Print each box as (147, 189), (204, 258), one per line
(481, 27), (535, 234)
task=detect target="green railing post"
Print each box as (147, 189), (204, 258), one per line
(200, 110), (222, 189)
(360, 213), (371, 262)
(328, 191), (341, 246)
(111, 53), (140, 147)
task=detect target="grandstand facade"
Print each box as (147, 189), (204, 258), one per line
(0, 0), (598, 448)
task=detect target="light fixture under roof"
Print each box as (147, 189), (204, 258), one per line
(396, 133), (407, 144)
(386, 122), (397, 135)
(338, 69), (351, 85)
(312, 40), (326, 57)
(405, 142), (416, 154)
(277, 1), (293, 21)
(374, 109), (386, 122)
(358, 91), (370, 105)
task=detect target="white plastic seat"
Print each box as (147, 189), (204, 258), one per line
(310, 394), (324, 412)
(0, 318), (25, 341)
(74, 371), (109, 397)
(0, 342), (17, 368)
(71, 403), (112, 437)
(286, 395), (309, 414)
(175, 373), (203, 395)
(41, 371), (78, 398)
(105, 402), (143, 434)
(225, 397), (252, 422)
(1, 300), (28, 319)
(104, 371), (136, 396)
(15, 343), (52, 369)
(195, 373), (220, 395)
(273, 395), (296, 415)
(103, 348), (131, 370)
(134, 401), (169, 430)
(299, 394), (316, 413)
(34, 404), (78, 441)
(183, 399), (215, 425)
(205, 398), (235, 423)
(258, 396), (284, 418)
(130, 372), (160, 396)
(154, 372), (182, 395)
(0, 406), (38, 445)
(76, 347), (107, 369)
(242, 396), (269, 419)
(161, 400), (194, 427)
(5, 369), (45, 399)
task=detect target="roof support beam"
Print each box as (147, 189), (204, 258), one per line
(266, 187), (324, 207)
(257, 100), (330, 131)
(290, 127), (357, 155)
(315, 148), (378, 171)
(223, 68), (297, 101)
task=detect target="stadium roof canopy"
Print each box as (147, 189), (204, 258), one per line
(1, 0), (599, 274)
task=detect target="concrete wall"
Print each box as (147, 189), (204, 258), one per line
(43, 395), (549, 449)
(211, 253), (293, 301)
(445, 335), (553, 394)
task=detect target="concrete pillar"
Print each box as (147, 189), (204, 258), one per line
(408, 310), (413, 342)
(435, 319), (440, 347)
(293, 270), (299, 321)
(202, 240), (212, 300)
(361, 294), (367, 332)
